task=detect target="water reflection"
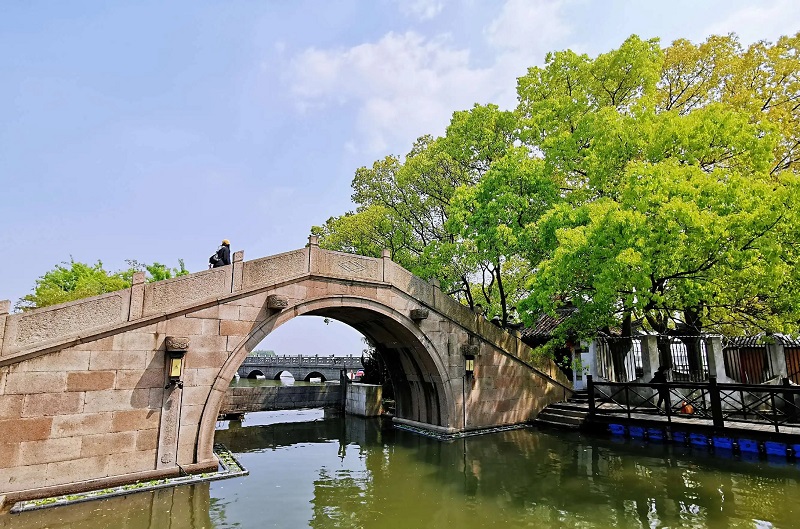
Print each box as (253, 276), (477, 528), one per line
(1, 483), (212, 529)
(5, 411), (800, 529)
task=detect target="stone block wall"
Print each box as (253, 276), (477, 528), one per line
(461, 345), (568, 429)
(345, 383), (383, 417)
(219, 384), (342, 414)
(0, 329), (165, 495)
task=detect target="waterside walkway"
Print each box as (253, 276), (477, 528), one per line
(540, 376), (800, 459)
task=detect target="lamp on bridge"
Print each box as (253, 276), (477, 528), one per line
(165, 336), (190, 389)
(460, 343), (479, 378)
(464, 355), (475, 377)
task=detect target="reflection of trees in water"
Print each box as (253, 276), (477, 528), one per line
(209, 495), (241, 529)
(302, 422), (800, 528)
(7, 425), (800, 529)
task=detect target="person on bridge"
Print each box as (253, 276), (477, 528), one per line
(650, 365), (670, 413)
(209, 239), (232, 269)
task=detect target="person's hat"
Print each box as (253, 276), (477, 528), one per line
(222, 239), (230, 245)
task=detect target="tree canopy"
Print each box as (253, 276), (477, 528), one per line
(16, 258), (189, 311)
(315, 32), (800, 340)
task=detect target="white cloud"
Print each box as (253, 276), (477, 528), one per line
(285, 1), (573, 157)
(287, 31), (493, 154)
(396, 0), (445, 21)
(485, 0), (570, 53)
(703, 0), (800, 44)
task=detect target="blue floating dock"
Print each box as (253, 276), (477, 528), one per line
(647, 428), (664, 441)
(629, 426), (645, 438)
(690, 433), (708, 447)
(609, 424), (625, 436)
(738, 439), (760, 453)
(765, 442), (787, 457)
(713, 437), (733, 450)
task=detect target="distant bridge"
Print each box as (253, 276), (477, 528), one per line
(238, 355), (363, 382)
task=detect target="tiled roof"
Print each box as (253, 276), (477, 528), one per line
(520, 309), (575, 340)
(724, 334), (800, 347)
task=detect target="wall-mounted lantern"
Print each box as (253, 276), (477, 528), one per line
(460, 343), (479, 377)
(165, 336), (190, 389)
(464, 355), (475, 376)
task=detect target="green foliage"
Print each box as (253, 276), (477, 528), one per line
(17, 257), (191, 311)
(122, 259), (189, 283)
(315, 105), (526, 318)
(515, 33), (800, 338)
(249, 349), (276, 356)
(316, 32), (800, 341)
(16, 260), (129, 311)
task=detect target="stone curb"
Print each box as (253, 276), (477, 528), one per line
(9, 444), (248, 514)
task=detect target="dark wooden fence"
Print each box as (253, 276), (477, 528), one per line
(587, 375), (800, 434)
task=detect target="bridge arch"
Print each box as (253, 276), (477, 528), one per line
(304, 371), (326, 382)
(246, 369), (265, 379)
(197, 295), (454, 461)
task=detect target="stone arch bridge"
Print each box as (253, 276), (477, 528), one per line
(238, 355), (363, 382)
(0, 237), (571, 507)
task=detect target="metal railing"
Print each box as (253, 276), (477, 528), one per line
(587, 375), (800, 434)
(668, 336), (709, 382)
(595, 336), (643, 382)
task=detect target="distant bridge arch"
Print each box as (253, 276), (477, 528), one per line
(0, 237), (571, 506)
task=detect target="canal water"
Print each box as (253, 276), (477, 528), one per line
(5, 409), (800, 529)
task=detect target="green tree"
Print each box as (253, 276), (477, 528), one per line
(315, 32), (800, 357)
(515, 33), (800, 348)
(17, 258), (191, 311)
(315, 105), (521, 313)
(16, 260), (130, 311)
(122, 259), (189, 283)
(447, 148), (561, 324)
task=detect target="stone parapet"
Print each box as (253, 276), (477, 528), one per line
(142, 267), (228, 317)
(316, 249), (383, 282)
(219, 385), (342, 414)
(1, 290), (131, 358)
(241, 249), (308, 290)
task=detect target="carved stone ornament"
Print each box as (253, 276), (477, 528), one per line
(410, 309), (429, 321)
(266, 294), (289, 310)
(165, 336), (190, 351)
(460, 344), (480, 357)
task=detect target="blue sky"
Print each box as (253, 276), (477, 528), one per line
(2, 0), (798, 355)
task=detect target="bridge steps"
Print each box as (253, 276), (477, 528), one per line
(535, 392), (590, 430)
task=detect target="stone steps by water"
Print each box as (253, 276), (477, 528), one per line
(536, 391), (590, 430)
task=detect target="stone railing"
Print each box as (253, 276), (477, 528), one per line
(0, 238), (390, 361)
(240, 355), (363, 368)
